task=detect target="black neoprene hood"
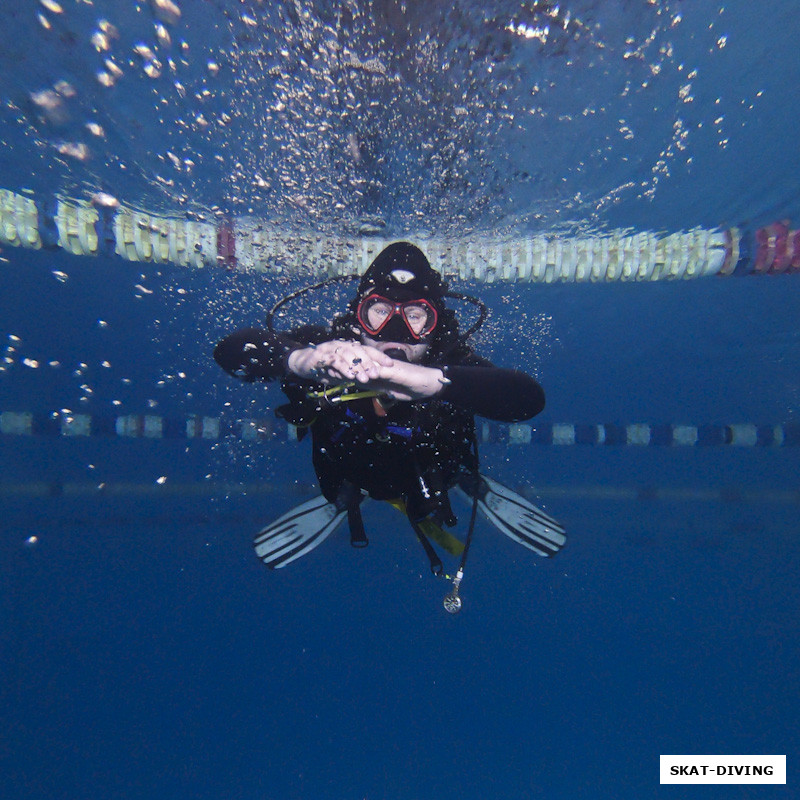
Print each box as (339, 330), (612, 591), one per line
(331, 241), (461, 357)
(356, 241), (446, 308)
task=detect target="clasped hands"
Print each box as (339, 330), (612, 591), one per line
(286, 339), (445, 401)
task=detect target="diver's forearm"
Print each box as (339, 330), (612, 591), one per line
(370, 361), (446, 401)
(438, 366), (545, 421)
(213, 327), (300, 381)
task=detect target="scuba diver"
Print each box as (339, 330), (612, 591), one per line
(214, 241), (565, 611)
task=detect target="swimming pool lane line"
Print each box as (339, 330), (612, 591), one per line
(1, 410), (798, 447)
(1, 187), (798, 282)
(1, 481), (798, 510)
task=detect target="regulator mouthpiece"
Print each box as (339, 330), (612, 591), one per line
(383, 347), (408, 362)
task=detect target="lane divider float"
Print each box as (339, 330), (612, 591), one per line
(2, 481), (798, 508)
(1, 410), (798, 447)
(1, 187), (798, 282)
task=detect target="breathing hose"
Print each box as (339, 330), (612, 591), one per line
(443, 434), (481, 614)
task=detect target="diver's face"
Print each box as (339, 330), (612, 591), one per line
(360, 335), (429, 363)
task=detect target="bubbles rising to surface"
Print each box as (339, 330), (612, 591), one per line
(0, 1), (781, 235)
(222, 0), (697, 237)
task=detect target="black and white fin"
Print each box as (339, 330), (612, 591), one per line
(254, 495), (346, 568)
(456, 475), (566, 557)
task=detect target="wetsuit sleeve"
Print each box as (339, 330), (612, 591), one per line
(213, 327), (304, 382)
(438, 365), (545, 422)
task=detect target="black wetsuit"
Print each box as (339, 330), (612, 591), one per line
(214, 326), (544, 525)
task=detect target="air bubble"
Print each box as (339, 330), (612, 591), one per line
(152, 0), (181, 26)
(39, 0), (63, 14)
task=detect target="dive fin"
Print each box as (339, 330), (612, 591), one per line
(254, 495), (346, 568)
(455, 475), (566, 557)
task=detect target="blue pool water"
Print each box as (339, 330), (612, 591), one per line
(1, 2), (798, 799)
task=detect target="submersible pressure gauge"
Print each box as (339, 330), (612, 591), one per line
(443, 568), (464, 613)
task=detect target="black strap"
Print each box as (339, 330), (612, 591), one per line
(411, 520), (444, 576)
(335, 482), (369, 548)
(347, 502), (368, 548)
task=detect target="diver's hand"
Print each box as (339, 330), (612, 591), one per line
(287, 340), (393, 384)
(368, 361), (447, 401)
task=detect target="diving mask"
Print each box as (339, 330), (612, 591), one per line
(356, 294), (438, 342)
